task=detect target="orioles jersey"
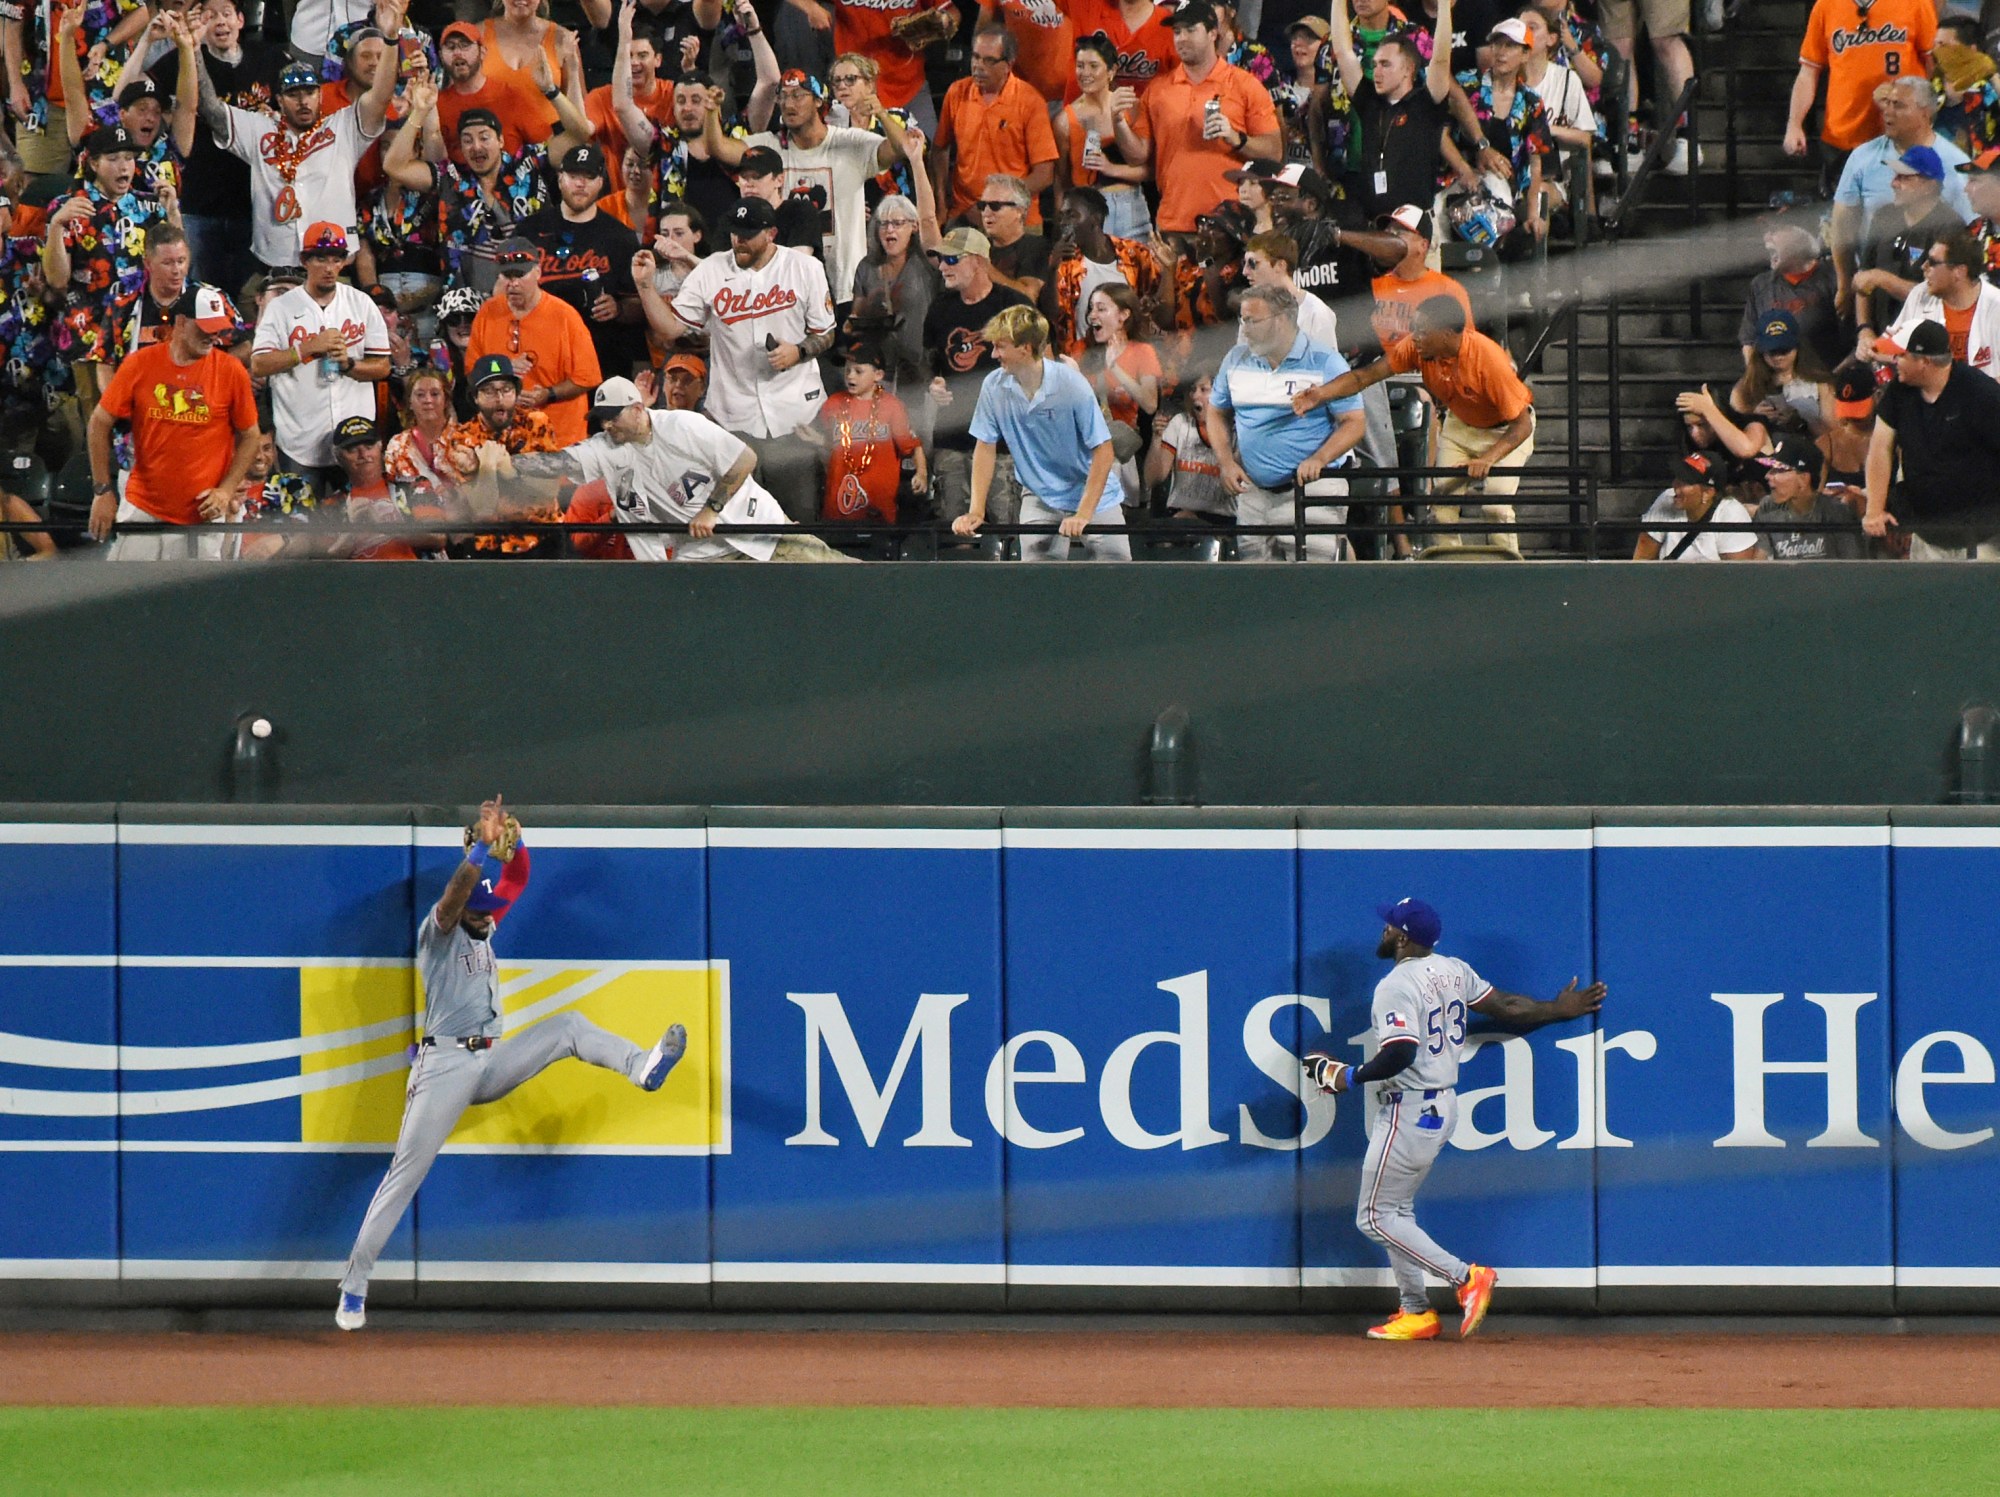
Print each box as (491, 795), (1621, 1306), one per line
(1800, 0), (1936, 150)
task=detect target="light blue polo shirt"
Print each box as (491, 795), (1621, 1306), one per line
(1834, 135), (1972, 224)
(967, 358), (1114, 512)
(1210, 331), (1365, 493)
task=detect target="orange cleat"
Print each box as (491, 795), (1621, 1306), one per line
(1457, 1264), (1498, 1339)
(1366, 1309), (1440, 1341)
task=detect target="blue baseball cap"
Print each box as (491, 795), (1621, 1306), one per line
(1376, 897), (1442, 947)
(1894, 145), (1946, 183)
(279, 61), (321, 93)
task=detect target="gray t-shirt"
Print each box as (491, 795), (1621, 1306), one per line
(1753, 492), (1862, 559)
(417, 908), (501, 1041)
(1371, 953), (1493, 1093)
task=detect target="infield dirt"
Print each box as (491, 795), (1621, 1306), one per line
(3, 1327), (1997, 1408)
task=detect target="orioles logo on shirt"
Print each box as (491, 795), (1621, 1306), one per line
(149, 381), (213, 424)
(713, 283), (800, 324)
(1828, 20), (1911, 52)
(1084, 28), (1164, 82)
(945, 325), (990, 373)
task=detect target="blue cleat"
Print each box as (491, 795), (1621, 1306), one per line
(640, 1023), (687, 1092)
(335, 1291), (366, 1331)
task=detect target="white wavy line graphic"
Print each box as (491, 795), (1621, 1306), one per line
(1, 1052), (414, 1118)
(0, 965), (610, 1072)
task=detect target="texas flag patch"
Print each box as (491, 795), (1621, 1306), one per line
(1384, 1013), (1409, 1032)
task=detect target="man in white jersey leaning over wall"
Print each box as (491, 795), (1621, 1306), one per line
(1304, 897), (1607, 1341)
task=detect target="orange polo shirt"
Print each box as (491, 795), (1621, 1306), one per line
(467, 292), (604, 446)
(1386, 327), (1532, 429)
(935, 71), (1060, 224)
(1141, 58), (1282, 234)
(438, 70), (559, 161)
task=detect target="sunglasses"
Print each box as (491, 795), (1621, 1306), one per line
(1924, 255), (1952, 268)
(928, 252), (965, 266)
(829, 72), (864, 85)
(976, 200), (1021, 213)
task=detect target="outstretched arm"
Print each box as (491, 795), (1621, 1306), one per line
(434, 797), (508, 930)
(1426, 0), (1454, 102)
(1471, 978), (1605, 1030)
(169, 12), (199, 156)
(357, 15), (400, 136)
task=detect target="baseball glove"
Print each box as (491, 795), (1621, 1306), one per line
(491, 815), (523, 862)
(890, 4), (957, 51)
(1303, 1053), (1350, 1094)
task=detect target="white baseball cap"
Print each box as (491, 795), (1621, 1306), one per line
(592, 376), (645, 411)
(1488, 16), (1531, 45)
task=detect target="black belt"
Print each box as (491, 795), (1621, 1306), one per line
(421, 1036), (495, 1051)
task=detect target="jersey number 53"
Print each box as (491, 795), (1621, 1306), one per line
(1426, 999), (1467, 1055)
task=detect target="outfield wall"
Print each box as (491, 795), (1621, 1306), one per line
(4, 804), (1998, 1314)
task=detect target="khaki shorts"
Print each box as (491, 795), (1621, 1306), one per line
(17, 105), (74, 177)
(1597, 0), (1689, 43)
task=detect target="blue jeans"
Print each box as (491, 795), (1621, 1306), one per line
(183, 215), (254, 303)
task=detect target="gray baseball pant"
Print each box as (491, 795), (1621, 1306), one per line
(340, 1012), (648, 1298)
(1356, 1087), (1469, 1314)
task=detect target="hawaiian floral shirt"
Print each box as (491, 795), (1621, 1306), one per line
(435, 410), (562, 553)
(0, 234), (66, 407)
(53, 181), (166, 361)
(1455, 69), (1553, 205)
(240, 470), (324, 522)
(5, 0), (146, 135)
(436, 143), (554, 278)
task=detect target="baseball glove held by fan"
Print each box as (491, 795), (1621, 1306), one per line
(891, 4), (958, 51)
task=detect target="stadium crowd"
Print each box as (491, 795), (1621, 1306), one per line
(0, 0), (1995, 561)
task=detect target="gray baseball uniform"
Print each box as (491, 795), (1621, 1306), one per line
(338, 905), (653, 1299)
(1355, 953), (1493, 1314)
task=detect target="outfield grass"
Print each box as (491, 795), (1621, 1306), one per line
(0, 1407), (1992, 1496)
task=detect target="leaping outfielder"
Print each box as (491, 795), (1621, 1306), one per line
(336, 797), (686, 1330)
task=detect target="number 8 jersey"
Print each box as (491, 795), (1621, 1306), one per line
(1369, 954), (1495, 1092)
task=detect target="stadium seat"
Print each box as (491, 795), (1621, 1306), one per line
(1416, 543), (1525, 561)
(45, 454), (95, 550)
(2, 452), (49, 512)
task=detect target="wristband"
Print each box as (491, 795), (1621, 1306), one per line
(465, 839), (497, 875)
(1343, 1066), (1357, 1090)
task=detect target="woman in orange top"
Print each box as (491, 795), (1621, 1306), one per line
(1079, 282), (1162, 433)
(482, 0), (576, 96)
(1053, 34), (1153, 242)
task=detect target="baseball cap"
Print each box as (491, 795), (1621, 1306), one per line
(1223, 159), (1282, 184)
(663, 352), (707, 381)
(1286, 14), (1330, 39)
(937, 226), (991, 258)
(778, 67), (827, 102)
(1378, 203), (1435, 240)
(332, 415), (382, 449)
(265, 264), (306, 289)
(1488, 16), (1532, 45)
(558, 143), (607, 179)
(491, 235), (540, 265)
(365, 282), (400, 314)
(300, 221), (349, 257)
(1756, 433), (1822, 478)
(440, 20), (482, 45)
(1754, 309), (1800, 353)
(1169, 1), (1218, 29)
(1956, 146), (2000, 175)
(278, 60), (320, 92)
(456, 107), (504, 139)
(737, 145), (785, 179)
(343, 24), (386, 54)
(1893, 145), (1946, 182)
(80, 124), (137, 156)
(117, 75), (161, 108)
(1276, 162), (1332, 203)
(1904, 318), (1952, 357)
(1674, 450), (1720, 487)
(171, 283), (236, 334)
(1376, 897), (1442, 948)
(592, 375), (645, 412)
(465, 842), (530, 918)
(468, 352), (520, 389)
(725, 195), (777, 236)
(1832, 363), (1877, 419)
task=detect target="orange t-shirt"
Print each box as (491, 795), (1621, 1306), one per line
(985, 0), (1074, 100)
(1800, 0), (1936, 150)
(439, 69), (559, 161)
(1370, 270), (1476, 351)
(467, 293), (605, 446)
(1069, 0), (1178, 95)
(818, 389), (919, 522)
(564, 478), (634, 558)
(935, 72), (1060, 224)
(1943, 300), (1975, 361)
(1089, 339), (1162, 428)
(586, 79), (675, 176)
(1386, 327), (1532, 429)
(98, 344), (258, 524)
(1141, 59), (1283, 233)
(832, 0), (935, 110)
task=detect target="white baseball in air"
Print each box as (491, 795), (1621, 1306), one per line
(251, 718), (272, 740)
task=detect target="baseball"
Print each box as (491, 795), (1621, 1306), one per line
(250, 718), (272, 740)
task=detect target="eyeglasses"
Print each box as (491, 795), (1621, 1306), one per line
(976, 200), (1022, 213)
(1238, 313), (1272, 327)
